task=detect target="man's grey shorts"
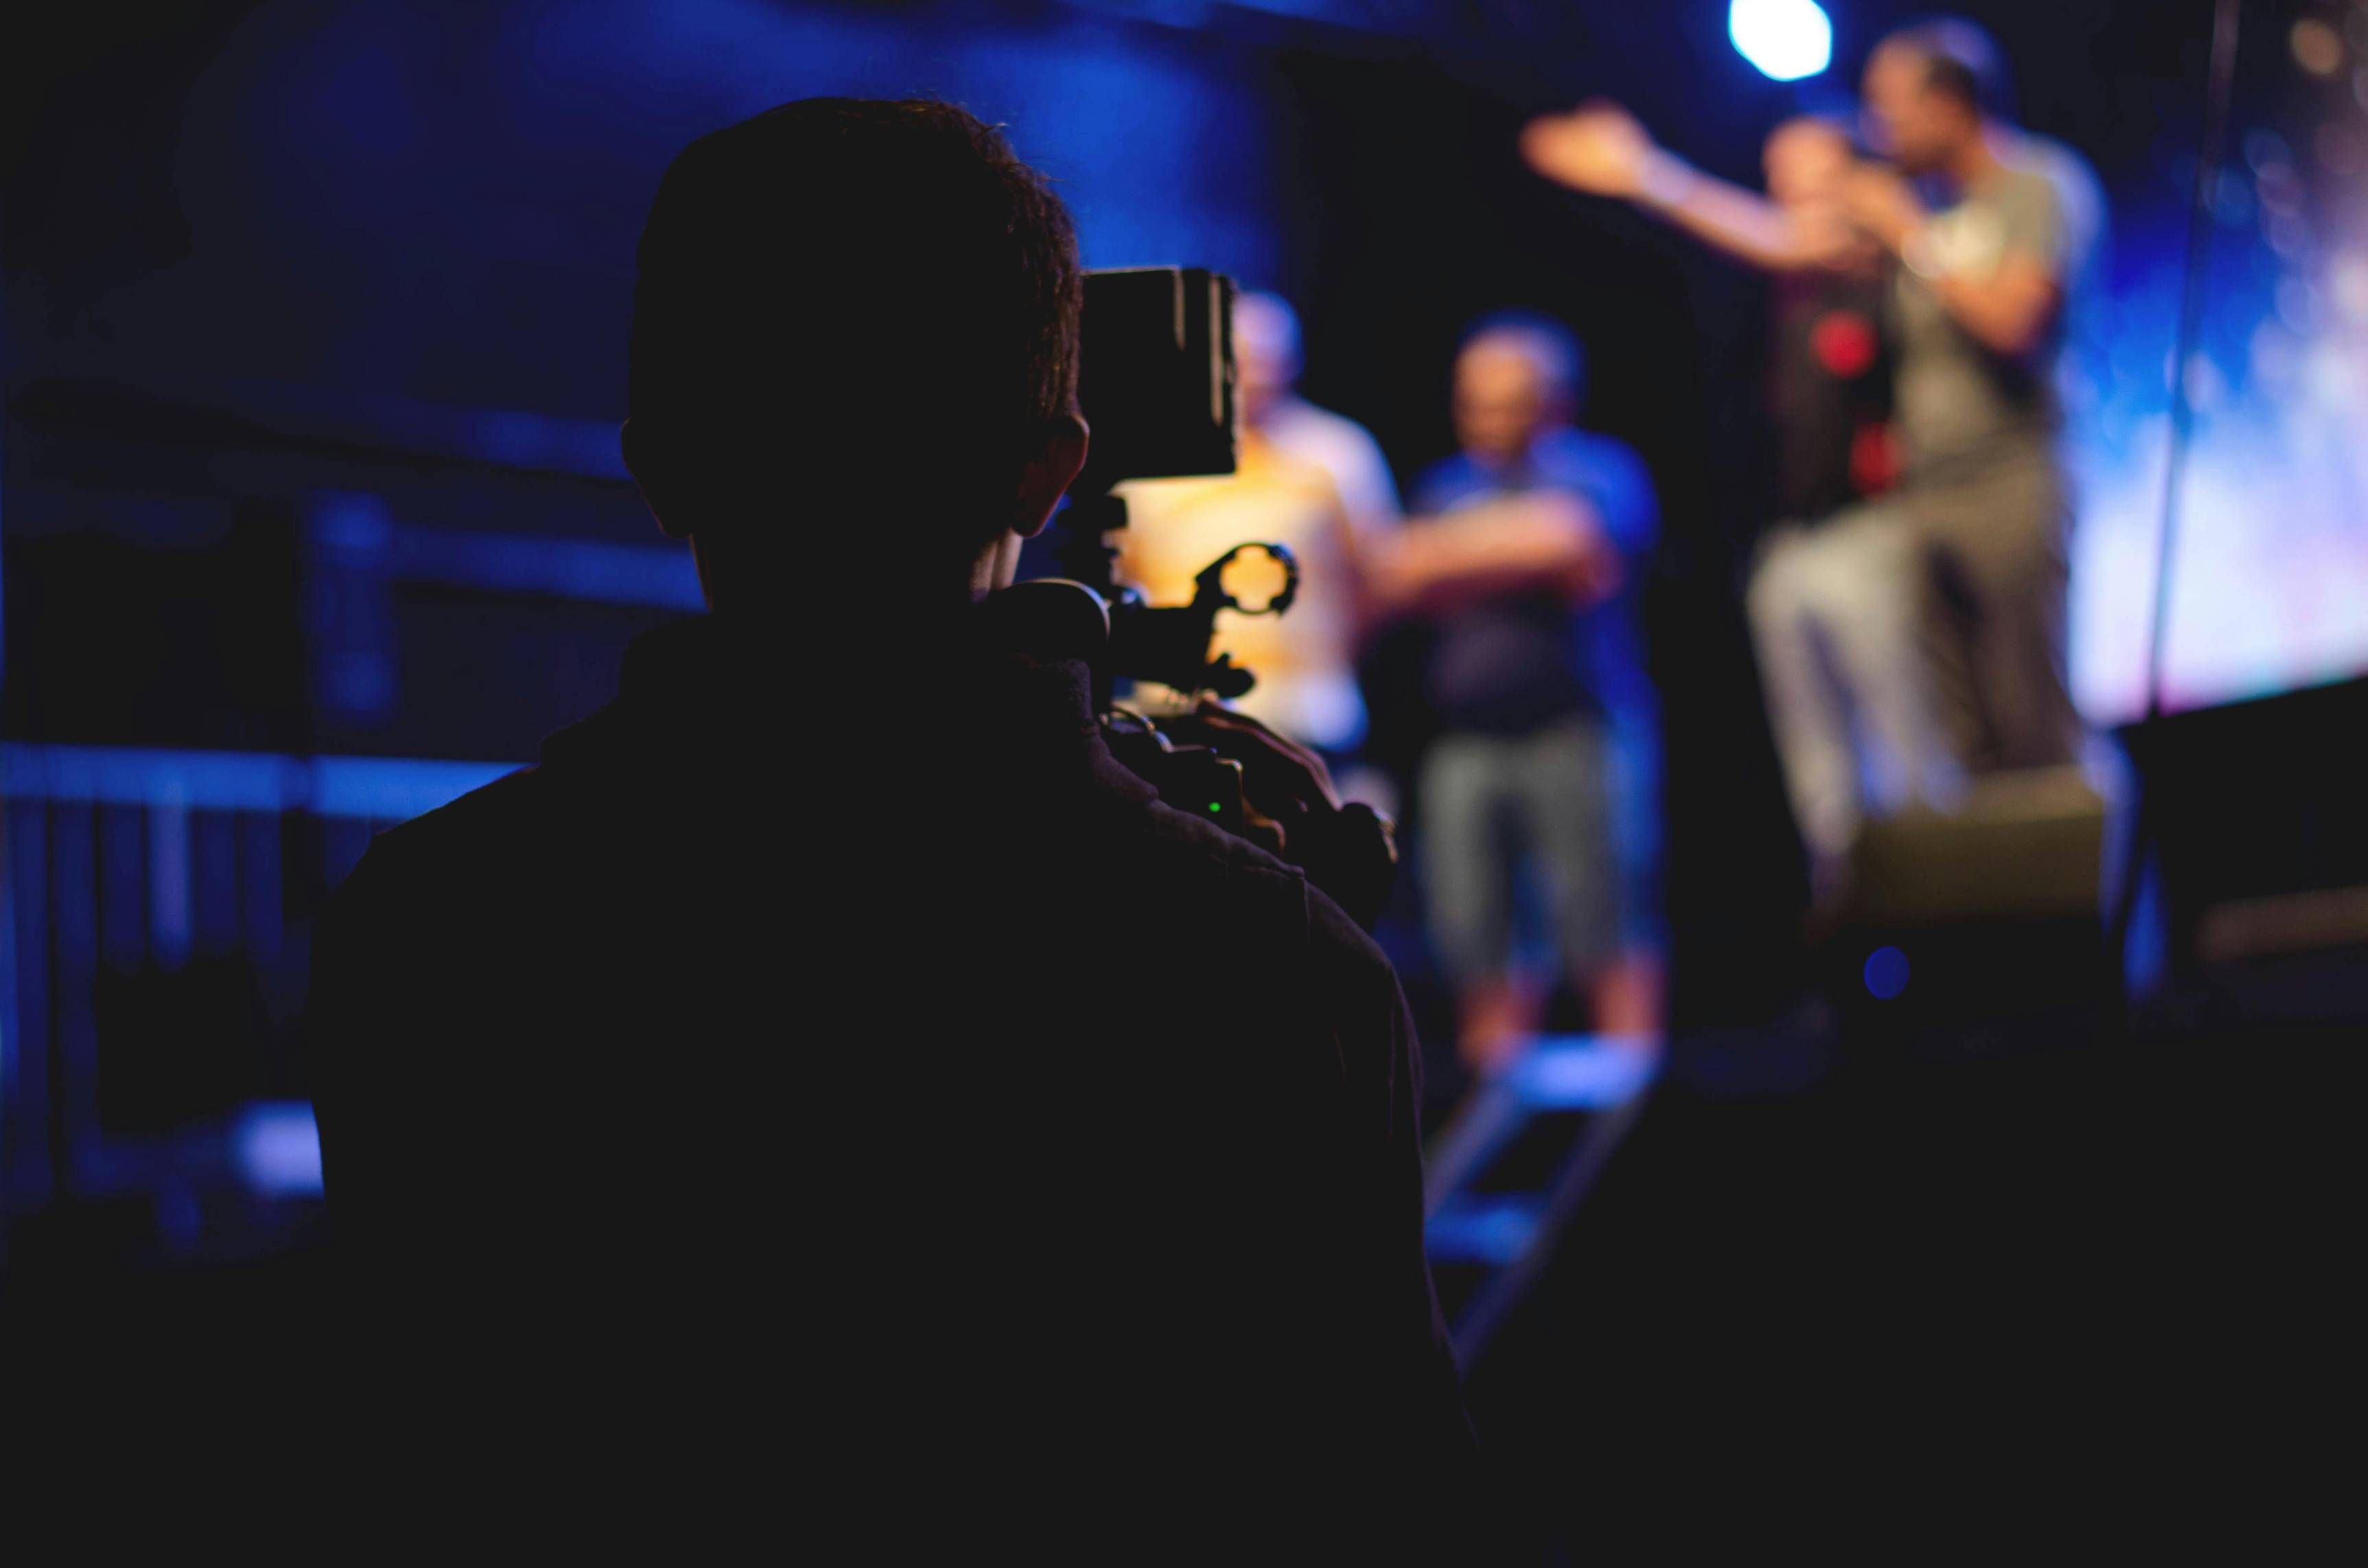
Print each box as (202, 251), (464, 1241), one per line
(1418, 716), (1662, 984)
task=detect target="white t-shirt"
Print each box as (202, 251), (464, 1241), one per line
(1258, 395), (1403, 540)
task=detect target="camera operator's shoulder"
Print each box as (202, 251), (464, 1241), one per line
(1298, 870), (1414, 1069)
(373, 763), (551, 855)
(331, 764), (557, 912)
(1133, 801), (1415, 1100)
(1116, 791), (1300, 890)
(1118, 797), (1401, 989)
(1088, 794), (1307, 943)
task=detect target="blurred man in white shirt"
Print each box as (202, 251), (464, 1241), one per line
(1117, 292), (1401, 760)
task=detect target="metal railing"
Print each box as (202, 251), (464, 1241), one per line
(1, 743), (520, 1216)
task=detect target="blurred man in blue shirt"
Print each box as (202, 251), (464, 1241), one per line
(1370, 315), (1662, 1067)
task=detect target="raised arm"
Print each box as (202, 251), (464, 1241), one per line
(1521, 102), (1851, 274)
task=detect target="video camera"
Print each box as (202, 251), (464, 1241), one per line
(991, 266), (1300, 839)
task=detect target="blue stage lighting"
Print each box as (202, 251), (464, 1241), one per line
(1863, 945), (1911, 1001)
(1730, 0), (1834, 82)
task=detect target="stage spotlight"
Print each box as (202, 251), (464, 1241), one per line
(1730, 0), (1833, 82)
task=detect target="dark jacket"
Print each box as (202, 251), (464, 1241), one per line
(307, 614), (1471, 1537)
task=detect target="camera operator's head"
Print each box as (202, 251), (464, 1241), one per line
(623, 99), (1088, 615)
(1453, 313), (1583, 468)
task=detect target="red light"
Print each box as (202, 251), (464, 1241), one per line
(1811, 309), (1878, 378)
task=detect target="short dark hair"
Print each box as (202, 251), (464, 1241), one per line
(1920, 51), (1984, 115)
(628, 98), (1082, 532)
(1883, 16), (2013, 119)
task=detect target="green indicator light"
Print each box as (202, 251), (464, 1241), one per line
(1208, 802), (1223, 814)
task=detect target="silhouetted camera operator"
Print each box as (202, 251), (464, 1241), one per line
(307, 98), (1471, 1537)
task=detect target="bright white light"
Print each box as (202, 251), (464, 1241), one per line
(1730, 0), (1833, 82)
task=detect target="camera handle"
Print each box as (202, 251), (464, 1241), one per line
(1044, 491), (1300, 707)
(1006, 487), (1300, 846)
(978, 578), (1259, 840)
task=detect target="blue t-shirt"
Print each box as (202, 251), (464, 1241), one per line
(1411, 428), (1657, 735)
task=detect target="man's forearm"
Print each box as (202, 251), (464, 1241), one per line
(1903, 235), (2062, 358)
(1366, 500), (1615, 614)
(1930, 272), (2058, 357)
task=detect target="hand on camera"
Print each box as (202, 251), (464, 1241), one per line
(1157, 702), (1399, 931)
